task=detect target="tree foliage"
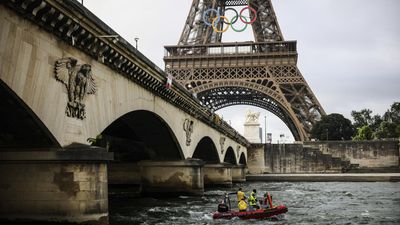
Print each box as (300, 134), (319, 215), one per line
(351, 109), (373, 128)
(353, 125), (373, 140)
(311, 113), (354, 141)
(351, 109), (382, 132)
(351, 102), (400, 140)
(383, 102), (400, 124)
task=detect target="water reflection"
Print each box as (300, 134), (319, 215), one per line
(110, 182), (400, 225)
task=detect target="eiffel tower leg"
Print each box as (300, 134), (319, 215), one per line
(178, 0), (222, 45)
(268, 65), (326, 141)
(249, 0), (284, 42)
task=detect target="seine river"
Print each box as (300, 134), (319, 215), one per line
(109, 182), (400, 225)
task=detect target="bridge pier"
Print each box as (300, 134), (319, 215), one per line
(108, 162), (141, 185)
(203, 163), (233, 188)
(0, 149), (113, 225)
(232, 164), (246, 183)
(107, 162), (142, 197)
(139, 159), (204, 196)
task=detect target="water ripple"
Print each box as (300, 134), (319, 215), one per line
(110, 182), (400, 225)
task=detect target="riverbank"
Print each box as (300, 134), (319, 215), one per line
(246, 173), (400, 182)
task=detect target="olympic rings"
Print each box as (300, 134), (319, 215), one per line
(212, 16), (230, 33)
(239, 6), (257, 24)
(230, 15), (248, 32)
(202, 6), (257, 33)
(203, 8), (220, 26)
(222, 8), (238, 25)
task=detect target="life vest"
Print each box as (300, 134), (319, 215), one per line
(238, 199), (247, 211)
(249, 192), (257, 206)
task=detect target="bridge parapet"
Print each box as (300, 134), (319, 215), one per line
(1, 0), (250, 148)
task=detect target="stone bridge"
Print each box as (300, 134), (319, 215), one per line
(0, 1), (250, 224)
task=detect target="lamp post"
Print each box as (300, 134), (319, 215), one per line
(264, 115), (267, 144)
(134, 37), (139, 50)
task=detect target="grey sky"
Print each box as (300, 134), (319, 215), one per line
(81, 0), (400, 143)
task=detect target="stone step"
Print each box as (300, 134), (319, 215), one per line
(346, 167), (400, 173)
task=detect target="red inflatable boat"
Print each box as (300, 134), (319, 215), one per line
(212, 205), (288, 220)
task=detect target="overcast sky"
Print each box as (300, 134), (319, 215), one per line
(81, 0), (400, 143)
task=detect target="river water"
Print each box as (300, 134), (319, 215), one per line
(109, 182), (400, 225)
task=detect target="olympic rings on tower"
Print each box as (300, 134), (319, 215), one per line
(222, 8), (238, 25)
(203, 6), (257, 33)
(212, 16), (230, 33)
(203, 8), (220, 26)
(240, 6), (257, 24)
(230, 15), (248, 32)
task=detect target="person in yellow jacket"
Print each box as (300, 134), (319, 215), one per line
(248, 189), (260, 210)
(238, 196), (248, 212)
(237, 187), (245, 202)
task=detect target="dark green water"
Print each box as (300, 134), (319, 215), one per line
(109, 182), (400, 225)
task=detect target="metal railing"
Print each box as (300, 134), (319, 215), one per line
(164, 41), (297, 57)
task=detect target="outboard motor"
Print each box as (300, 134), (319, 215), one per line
(217, 203), (229, 212)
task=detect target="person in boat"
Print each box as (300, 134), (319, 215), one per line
(249, 189), (260, 210)
(238, 196), (248, 212)
(237, 187), (245, 202)
(263, 192), (274, 209)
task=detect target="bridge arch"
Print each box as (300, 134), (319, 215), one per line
(196, 83), (304, 140)
(99, 110), (183, 162)
(239, 152), (247, 165)
(223, 146), (237, 165)
(192, 136), (219, 164)
(0, 80), (60, 149)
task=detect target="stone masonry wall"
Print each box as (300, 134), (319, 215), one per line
(264, 144), (344, 174)
(254, 140), (399, 174)
(0, 162), (108, 224)
(304, 140), (399, 168)
(247, 145), (265, 174)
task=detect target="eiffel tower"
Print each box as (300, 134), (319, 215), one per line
(164, 0), (326, 141)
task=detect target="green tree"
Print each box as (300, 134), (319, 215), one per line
(353, 125), (373, 140)
(311, 113), (354, 141)
(351, 109), (382, 132)
(370, 114), (383, 132)
(374, 102), (400, 139)
(396, 124), (400, 137)
(374, 121), (399, 139)
(383, 102), (400, 124)
(351, 109), (373, 128)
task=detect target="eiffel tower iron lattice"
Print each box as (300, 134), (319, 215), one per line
(164, 0), (326, 141)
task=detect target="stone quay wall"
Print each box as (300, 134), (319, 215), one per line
(247, 140), (399, 174)
(304, 140), (399, 168)
(263, 144), (345, 174)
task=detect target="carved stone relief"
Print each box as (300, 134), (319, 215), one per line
(220, 136), (226, 154)
(236, 145), (241, 158)
(183, 118), (194, 146)
(245, 109), (260, 123)
(54, 57), (96, 120)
